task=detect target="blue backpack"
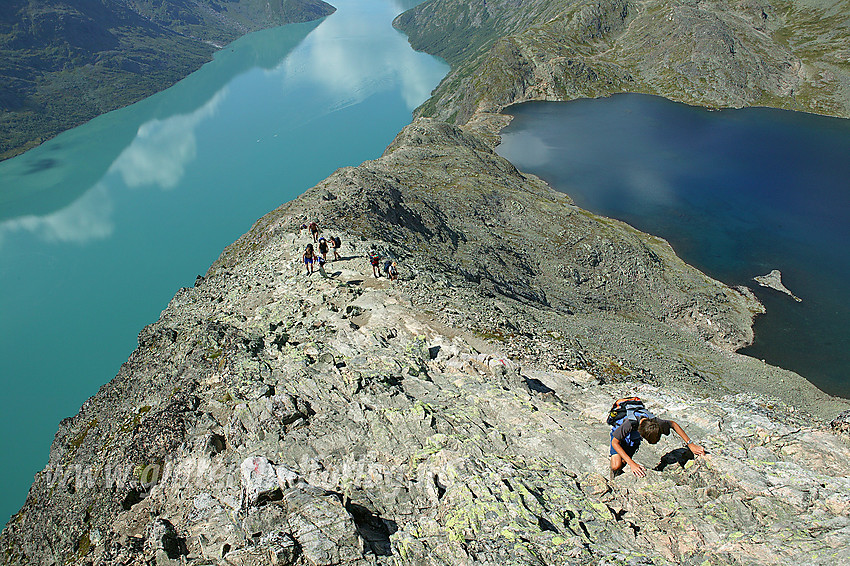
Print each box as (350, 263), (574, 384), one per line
(606, 397), (651, 427)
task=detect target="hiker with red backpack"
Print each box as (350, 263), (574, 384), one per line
(368, 247), (381, 277)
(607, 397), (705, 479)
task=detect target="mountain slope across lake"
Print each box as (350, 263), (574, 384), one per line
(0, 0), (335, 160)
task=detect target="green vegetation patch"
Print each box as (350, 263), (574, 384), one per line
(68, 418), (98, 452)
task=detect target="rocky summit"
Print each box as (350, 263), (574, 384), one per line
(2, 118), (849, 566)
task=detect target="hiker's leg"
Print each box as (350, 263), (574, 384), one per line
(610, 454), (624, 473)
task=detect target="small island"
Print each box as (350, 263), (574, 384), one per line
(754, 269), (803, 302)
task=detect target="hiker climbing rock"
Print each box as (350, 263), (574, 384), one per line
(369, 248), (381, 277)
(308, 221), (319, 242)
(388, 261), (398, 281)
(318, 237), (329, 261)
(303, 244), (317, 275)
(607, 397), (705, 479)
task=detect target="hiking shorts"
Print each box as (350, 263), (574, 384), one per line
(304, 257), (314, 265)
(610, 429), (640, 457)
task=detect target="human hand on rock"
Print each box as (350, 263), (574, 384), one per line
(689, 443), (705, 457)
(630, 462), (646, 477)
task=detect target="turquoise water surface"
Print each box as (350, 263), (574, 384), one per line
(0, 0), (447, 524)
(497, 95), (850, 399)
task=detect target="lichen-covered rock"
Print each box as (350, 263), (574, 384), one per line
(831, 409), (850, 436)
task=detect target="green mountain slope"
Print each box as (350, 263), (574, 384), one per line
(0, 0), (335, 160)
(395, 0), (850, 123)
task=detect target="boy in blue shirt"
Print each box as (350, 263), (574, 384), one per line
(609, 397), (705, 479)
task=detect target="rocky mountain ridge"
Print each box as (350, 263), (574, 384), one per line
(3, 0), (850, 562)
(2, 118), (849, 565)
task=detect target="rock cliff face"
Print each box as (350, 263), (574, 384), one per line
(2, 119), (849, 565)
(395, 0), (850, 123)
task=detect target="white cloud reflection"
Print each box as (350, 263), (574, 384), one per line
(0, 0), (447, 248)
(0, 183), (114, 246)
(279, 0), (447, 114)
(498, 121), (680, 210)
(0, 90), (228, 246)
(497, 132), (552, 168)
(622, 167), (676, 207)
(110, 89), (227, 190)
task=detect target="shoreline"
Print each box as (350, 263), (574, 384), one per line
(0, 0), (337, 163)
(473, 100), (850, 407)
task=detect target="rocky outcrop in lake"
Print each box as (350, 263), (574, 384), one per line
(753, 270), (802, 302)
(2, 118), (848, 566)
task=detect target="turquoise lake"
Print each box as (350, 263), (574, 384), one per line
(497, 95), (850, 400)
(0, 0), (447, 524)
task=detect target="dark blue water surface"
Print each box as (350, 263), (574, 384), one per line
(497, 94), (850, 399)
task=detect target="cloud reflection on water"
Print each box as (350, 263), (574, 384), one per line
(497, 132), (551, 168)
(0, 183), (114, 247)
(0, 90), (228, 246)
(0, 0), (446, 249)
(110, 89), (227, 190)
(280, 0), (446, 116)
(499, 123), (680, 210)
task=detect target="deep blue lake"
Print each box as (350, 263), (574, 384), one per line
(497, 95), (850, 400)
(0, 0), (447, 524)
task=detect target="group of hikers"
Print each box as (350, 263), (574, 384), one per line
(607, 396), (705, 479)
(300, 224), (702, 479)
(300, 221), (398, 280)
(368, 248), (398, 280)
(301, 221), (342, 275)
